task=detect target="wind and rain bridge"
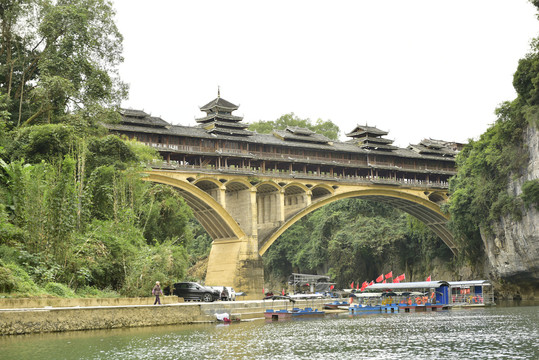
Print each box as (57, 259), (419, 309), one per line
(105, 94), (461, 299)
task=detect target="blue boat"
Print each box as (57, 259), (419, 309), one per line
(264, 296), (325, 321)
(348, 304), (399, 314)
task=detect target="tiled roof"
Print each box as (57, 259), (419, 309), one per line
(200, 97), (239, 111)
(206, 127), (254, 136)
(195, 113), (244, 123)
(119, 108), (170, 128)
(201, 121), (249, 130)
(346, 125), (388, 137)
(408, 144), (456, 157)
(273, 129), (331, 144)
(104, 116), (457, 163)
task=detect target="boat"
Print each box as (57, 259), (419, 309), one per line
(448, 280), (495, 307)
(323, 300), (349, 309)
(344, 292), (400, 314)
(264, 307), (325, 320)
(366, 281), (452, 312)
(263, 295), (325, 321)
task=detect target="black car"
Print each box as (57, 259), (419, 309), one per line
(172, 282), (220, 302)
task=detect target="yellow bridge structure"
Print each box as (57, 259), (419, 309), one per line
(144, 168), (454, 300)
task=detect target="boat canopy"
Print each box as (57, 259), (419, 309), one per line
(448, 280), (491, 287)
(364, 281), (450, 291)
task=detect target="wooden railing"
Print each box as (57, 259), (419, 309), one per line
(150, 161), (450, 189)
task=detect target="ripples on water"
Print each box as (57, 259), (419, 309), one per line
(1, 306), (538, 359)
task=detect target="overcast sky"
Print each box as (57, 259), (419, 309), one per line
(112, 0), (539, 147)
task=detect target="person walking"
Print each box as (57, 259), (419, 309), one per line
(152, 281), (163, 305)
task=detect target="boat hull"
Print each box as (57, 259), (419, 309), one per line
(265, 308), (325, 321)
(398, 303), (446, 312)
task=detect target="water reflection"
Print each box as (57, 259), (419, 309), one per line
(1, 305), (537, 359)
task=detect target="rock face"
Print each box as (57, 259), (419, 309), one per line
(481, 125), (539, 298)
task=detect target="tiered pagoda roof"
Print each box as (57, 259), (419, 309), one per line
(273, 126), (332, 145)
(119, 109), (169, 128)
(196, 91), (252, 137)
(408, 139), (457, 157)
(345, 124), (398, 151)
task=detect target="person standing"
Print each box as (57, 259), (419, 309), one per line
(221, 286), (229, 301)
(152, 281), (163, 305)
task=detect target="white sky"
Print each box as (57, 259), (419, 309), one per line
(112, 0), (539, 147)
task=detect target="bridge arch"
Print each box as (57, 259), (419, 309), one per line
(310, 184), (334, 201)
(256, 180), (281, 193)
(283, 182), (310, 193)
(259, 188), (456, 256)
(142, 173), (245, 241)
(224, 178), (252, 191)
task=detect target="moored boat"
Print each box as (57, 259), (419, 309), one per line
(263, 295), (325, 321)
(323, 300), (349, 309)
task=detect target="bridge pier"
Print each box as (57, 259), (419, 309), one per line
(205, 236), (264, 300)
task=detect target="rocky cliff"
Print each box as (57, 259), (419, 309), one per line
(482, 124), (539, 299)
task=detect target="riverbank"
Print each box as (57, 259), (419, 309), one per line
(0, 297), (330, 335)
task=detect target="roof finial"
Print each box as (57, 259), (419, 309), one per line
(217, 85), (220, 98)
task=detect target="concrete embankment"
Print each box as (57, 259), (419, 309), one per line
(0, 297), (332, 335)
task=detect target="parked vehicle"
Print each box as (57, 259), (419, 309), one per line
(172, 282), (220, 302)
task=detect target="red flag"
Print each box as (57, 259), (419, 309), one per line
(330, 285), (334, 290)
(362, 281), (368, 289)
(350, 281), (354, 289)
(398, 273), (405, 281)
(369, 281), (374, 286)
(356, 283), (360, 290)
(376, 274), (384, 283)
(282, 289), (285, 295)
(263, 287), (265, 295)
(393, 278), (400, 283)
(385, 271), (393, 279)
(382, 280), (386, 284)
(426, 275), (431, 282)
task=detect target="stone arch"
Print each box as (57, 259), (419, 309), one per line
(142, 173), (245, 241)
(259, 188), (456, 256)
(256, 181), (281, 193)
(223, 179), (252, 192)
(310, 184), (334, 201)
(283, 183), (310, 220)
(283, 182), (310, 193)
(193, 178), (222, 203)
(256, 181), (282, 231)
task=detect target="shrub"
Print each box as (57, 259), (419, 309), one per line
(44, 282), (76, 297)
(521, 179), (539, 210)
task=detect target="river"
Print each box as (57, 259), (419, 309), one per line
(1, 303), (537, 359)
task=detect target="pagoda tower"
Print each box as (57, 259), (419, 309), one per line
(345, 124), (398, 151)
(196, 90), (252, 136)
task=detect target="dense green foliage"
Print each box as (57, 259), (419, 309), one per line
(248, 113), (340, 140)
(0, 0), (206, 298)
(0, 135), (198, 297)
(447, 102), (528, 259)
(0, 0), (126, 129)
(263, 198), (453, 289)
(447, 3), (539, 260)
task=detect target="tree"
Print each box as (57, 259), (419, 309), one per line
(248, 113), (340, 140)
(0, 0), (126, 128)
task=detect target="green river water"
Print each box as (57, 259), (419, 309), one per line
(1, 303), (537, 359)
